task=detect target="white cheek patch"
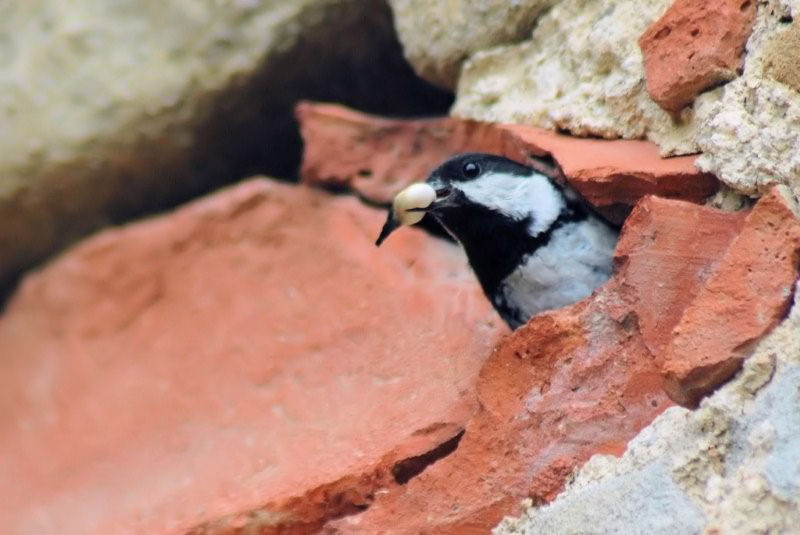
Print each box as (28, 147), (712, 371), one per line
(455, 171), (565, 236)
(392, 182), (436, 226)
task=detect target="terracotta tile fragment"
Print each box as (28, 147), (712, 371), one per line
(297, 102), (718, 218)
(613, 196), (748, 356)
(639, 0), (757, 112)
(662, 186), (800, 406)
(0, 179), (506, 534)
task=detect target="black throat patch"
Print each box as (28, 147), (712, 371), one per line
(433, 194), (588, 325)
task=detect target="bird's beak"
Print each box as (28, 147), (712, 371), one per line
(375, 182), (438, 246)
(375, 213), (400, 246)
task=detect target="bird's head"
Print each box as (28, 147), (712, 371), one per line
(376, 153), (568, 246)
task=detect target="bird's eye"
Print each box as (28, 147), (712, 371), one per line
(462, 161), (480, 178)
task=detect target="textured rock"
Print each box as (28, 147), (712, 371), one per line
(613, 196), (747, 358)
(662, 186), (800, 406)
(762, 20), (800, 91)
(495, 284), (800, 535)
(696, 2), (800, 197)
(387, 0), (557, 89)
(638, 0), (756, 112)
(298, 102), (718, 220)
(409, 0), (796, 191)
(326, 196), (757, 533)
(329, 296), (672, 534)
(0, 179), (505, 534)
(0, 0), (450, 297)
(452, 0), (713, 156)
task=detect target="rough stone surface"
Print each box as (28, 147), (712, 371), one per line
(325, 196), (756, 533)
(0, 0), (451, 297)
(452, 0), (713, 156)
(0, 179), (506, 534)
(394, 0), (797, 196)
(298, 102), (718, 220)
(697, 1), (800, 197)
(329, 297), (672, 534)
(387, 0), (558, 89)
(613, 196), (747, 358)
(762, 19), (800, 92)
(639, 0), (756, 112)
(495, 284), (800, 535)
(662, 186), (800, 406)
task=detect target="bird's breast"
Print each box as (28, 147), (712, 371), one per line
(494, 218), (617, 326)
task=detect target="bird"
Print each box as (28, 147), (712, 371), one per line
(375, 153), (619, 329)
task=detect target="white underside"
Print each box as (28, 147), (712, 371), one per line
(498, 217), (617, 320)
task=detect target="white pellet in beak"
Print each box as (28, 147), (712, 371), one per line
(375, 182), (436, 246)
(392, 182), (436, 226)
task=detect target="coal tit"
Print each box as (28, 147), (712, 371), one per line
(376, 153), (619, 329)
